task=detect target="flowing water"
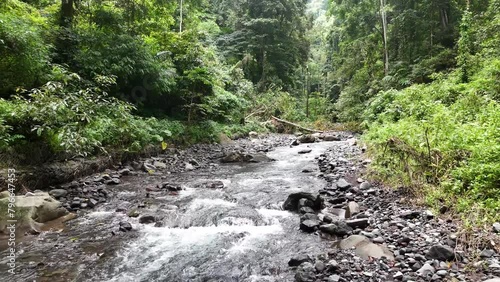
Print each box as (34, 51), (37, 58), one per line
(1, 141), (337, 282)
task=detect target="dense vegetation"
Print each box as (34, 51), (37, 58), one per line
(1, 0), (498, 219)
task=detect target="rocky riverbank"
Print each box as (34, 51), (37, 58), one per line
(1, 133), (498, 282)
(286, 135), (500, 282)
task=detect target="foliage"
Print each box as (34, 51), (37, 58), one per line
(0, 1), (51, 97)
(0, 70), (174, 160)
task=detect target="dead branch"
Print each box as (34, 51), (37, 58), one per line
(271, 116), (323, 133)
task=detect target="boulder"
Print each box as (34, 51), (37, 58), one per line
(320, 221), (353, 236)
(283, 192), (322, 212)
(0, 192), (68, 234)
(339, 235), (394, 260)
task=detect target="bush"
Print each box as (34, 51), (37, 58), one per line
(363, 72), (500, 220)
(0, 69), (174, 161)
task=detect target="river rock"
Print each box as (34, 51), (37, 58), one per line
(0, 192), (68, 234)
(294, 262), (316, 282)
(346, 218), (369, 229)
(119, 221), (133, 232)
(289, 254), (313, 267)
(298, 135), (316, 144)
(336, 178), (351, 191)
(249, 131), (259, 139)
(323, 135), (341, 141)
(299, 207), (315, 214)
(300, 213), (320, 222)
(142, 162), (156, 172)
(185, 163), (195, 171)
(139, 215), (156, 224)
(359, 181), (371, 190)
(283, 192), (322, 211)
(298, 149), (312, 154)
(426, 245), (456, 261)
(416, 263), (435, 277)
(153, 161), (167, 169)
(339, 235), (394, 260)
(300, 219), (320, 233)
(49, 189), (68, 199)
(493, 222), (500, 233)
(320, 221), (352, 236)
(345, 201), (360, 218)
(483, 279), (500, 282)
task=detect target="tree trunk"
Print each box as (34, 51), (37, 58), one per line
(179, 0), (183, 33)
(380, 0), (389, 75)
(60, 0), (74, 27)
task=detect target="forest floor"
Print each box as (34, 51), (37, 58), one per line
(0, 133), (499, 282)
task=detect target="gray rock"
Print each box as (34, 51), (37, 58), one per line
(328, 275), (340, 282)
(493, 222), (500, 233)
(314, 261), (325, 272)
(119, 221), (132, 232)
(393, 271), (404, 280)
(298, 135), (316, 144)
(298, 198), (314, 209)
(248, 131), (259, 139)
(336, 178), (351, 190)
(320, 221), (353, 236)
(436, 270), (448, 276)
(142, 163), (156, 172)
(481, 249), (496, 258)
(359, 181), (371, 190)
(323, 135), (341, 142)
(49, 189), (67, 199)
(339, 235), (394, 260)
(426, 245), (456, 261)
(283, 192), (322, 211)
(346, 218), (369, 229)
(300, 219), (320, 233)
(185, 163), (195, 171)
(288, 254), (312, 267)
(299, 207), (315, 214)
(106, 178), (120, 185)
(118, 168), (131, 175)
(416, 263), (435, 277)
(295, 262), (315, 282)
(153, 161), (167, 169)
(139, 215), (156, 224)
(345, 201), (360, 218)
(298, 149), (312, 154)
(300, 213), (320, 222)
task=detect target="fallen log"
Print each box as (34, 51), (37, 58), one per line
(271, 116), (323, 133)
